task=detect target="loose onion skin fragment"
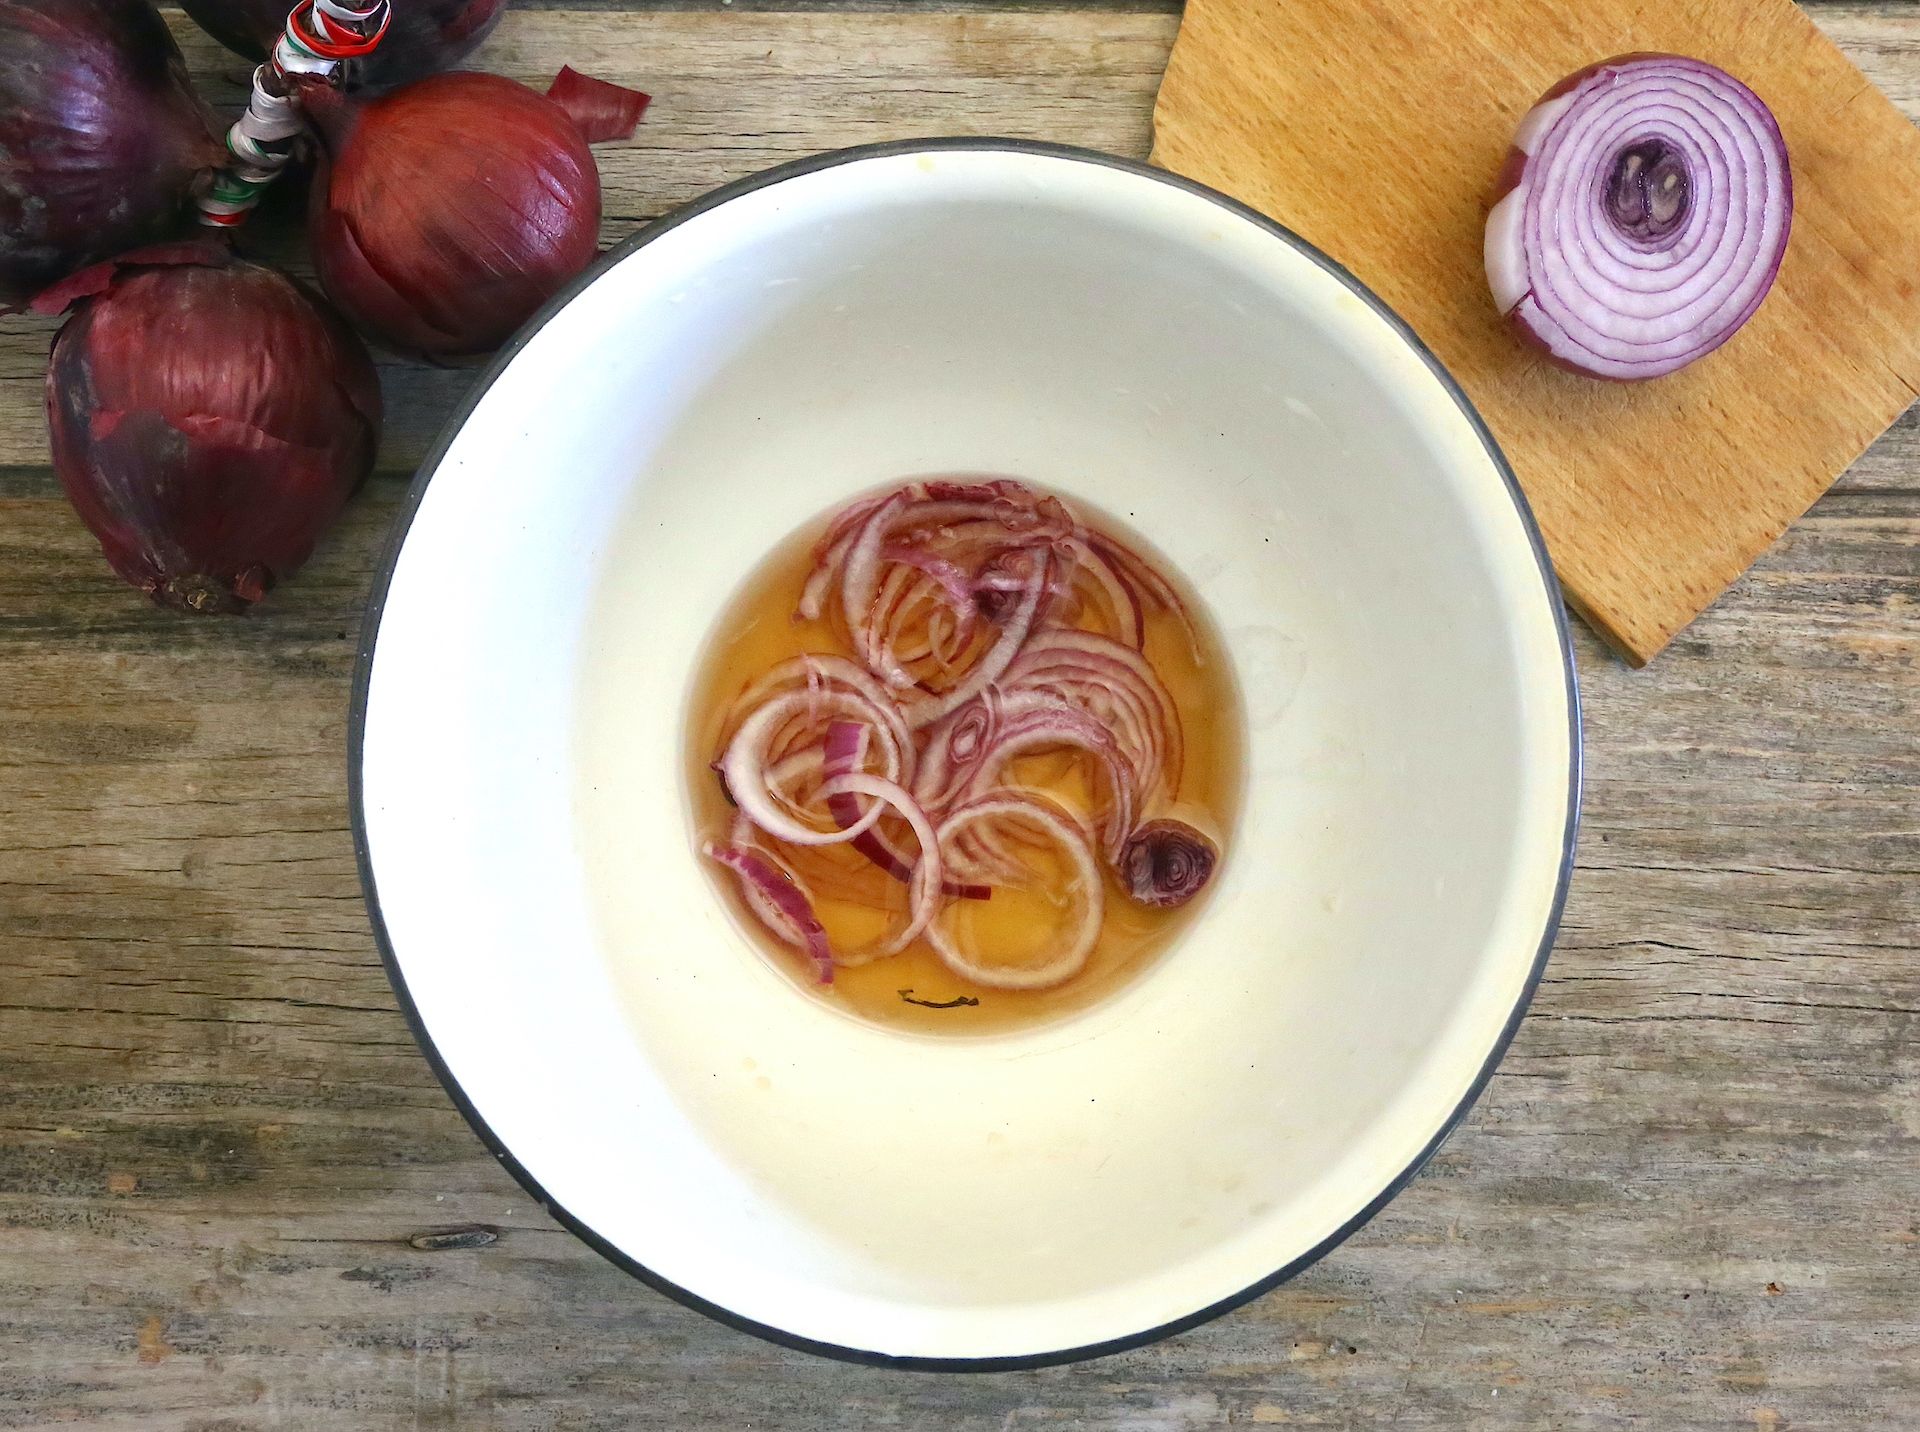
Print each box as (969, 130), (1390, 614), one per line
(1485, 53), (1792, 381)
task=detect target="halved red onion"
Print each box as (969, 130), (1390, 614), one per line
(1484, 53), (1792, 380)
(926, 794), (1104, 991)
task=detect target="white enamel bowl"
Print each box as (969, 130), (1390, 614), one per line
(352, 141), (1579, 1368)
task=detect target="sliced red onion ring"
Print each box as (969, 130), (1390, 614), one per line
(1061, 537), (1142, 647)
(911, 689), (1003, 814)
(1007, 629), (1182, 806)
(881, 542), (977, 616)
(950, 691), (1139, 860)
(798, 483), (1071, 623)
(924, 478), (1026, 504)
(704, 839), (834, 983)
(823, 720), (989, 900)
(902, 552), (1048, 729)
(709, 480), (1225, 1000)
(925, 793), (1104, 991)
(721, 692), (900, 846)
(733, 654), (913, 771)
(1485, 53), (1792, 381)
(816, 772), (944, 963)
(865, 561), (933, 690)
(1088, 531), (1196, 650)
(801, 493), (1007, 621)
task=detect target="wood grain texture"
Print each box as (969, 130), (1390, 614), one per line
(1152, 0), (1920, 663)
(4, 5), (1918, 480)
(0, 4), (1916, 1430)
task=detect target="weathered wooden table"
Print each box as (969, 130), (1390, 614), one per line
(2, 3), (1916, 1427)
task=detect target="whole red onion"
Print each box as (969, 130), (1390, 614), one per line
(176, 0), (506, 94)
(44, 245), (382, 613)
(0, 0), (224, 309)
(304, 69), (647, 359)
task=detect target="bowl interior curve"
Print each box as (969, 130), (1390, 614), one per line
(356, 144), (1577, 1364)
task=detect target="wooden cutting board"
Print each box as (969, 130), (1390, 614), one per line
(1152, 0), (1920, 663)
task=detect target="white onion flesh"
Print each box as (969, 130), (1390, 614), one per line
(1485, 53), (1791, 381)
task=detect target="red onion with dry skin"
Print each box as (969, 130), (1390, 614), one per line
(1485, 53), (1793, 380)
(177, 0), (505, 93)
(303, 68), (649, 359)
(0, 0), (224, 309)
(43, 244), (382, 613)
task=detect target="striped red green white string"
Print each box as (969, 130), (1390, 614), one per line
(197, 0), (392, 229)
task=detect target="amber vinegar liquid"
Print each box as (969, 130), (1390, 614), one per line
(686, 483), (1245, 1036)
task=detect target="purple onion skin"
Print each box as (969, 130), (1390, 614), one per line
(0, 0), (224, 309)
(46, 253), (383, 613)
(1118, 819), (1218, 909)
(176, 0), (506, 94)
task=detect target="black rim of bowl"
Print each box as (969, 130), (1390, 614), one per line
(348, 137), (1585, 1373)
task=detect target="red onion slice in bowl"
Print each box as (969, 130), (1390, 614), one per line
(704, 839), (834, 983)
(901, 552), (1050, 729)
(720, 692), (903, 846)
(815, 773), (945, 962)
(946, 691), (1140, 862)
(1484, 53), (1792, 380)
(824, 719), (990, 900)
(925, 793), (1105, 991)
